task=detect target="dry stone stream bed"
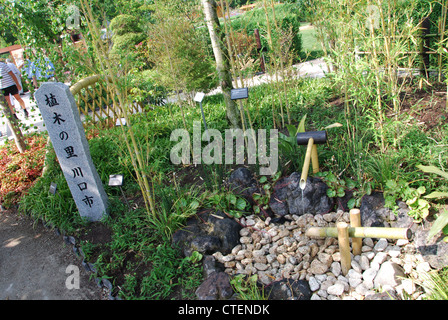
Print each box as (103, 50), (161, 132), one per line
(212, 211), (433, 300)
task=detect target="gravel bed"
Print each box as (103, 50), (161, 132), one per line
(213, 211), (433, 300)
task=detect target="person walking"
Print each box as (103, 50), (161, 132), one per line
(6, 58), (24, 94)
(0, 61), (28, 119)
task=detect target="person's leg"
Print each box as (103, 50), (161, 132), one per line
(4, 94), (18, 119)
(12, 94), (28, 118)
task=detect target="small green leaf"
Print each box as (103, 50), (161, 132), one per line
(259, 176), (268, 184)
(345, 178), (356, 190)
(236, 198), (247, 211)
(347, 198), (355, 209)
(327, 189), (336, 198)
(417, 186), (426, 195)
(274, 171), (282, 181)
(386, 180), (397, 190)
(227, 194), (237, 205)
(189, 200), (200, 210)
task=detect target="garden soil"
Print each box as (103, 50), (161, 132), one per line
(0, 208), (104, 300)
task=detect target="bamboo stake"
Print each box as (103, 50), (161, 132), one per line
(337, 222), (351, 276)
(349, 209), (362, 256)
(306, 226), (413, 240)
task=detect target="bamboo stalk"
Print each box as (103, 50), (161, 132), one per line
(349, 209), (362, 256)
(80, 0), (157, 216)
(306, 226), (413, 240)
(311, 144), (319, 174)
(300, 138), (314, 190)
(337, 222), (351, 276)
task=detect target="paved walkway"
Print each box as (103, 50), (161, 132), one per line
(0, 209), (104, 300)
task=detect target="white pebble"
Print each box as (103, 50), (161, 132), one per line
(309, 277), (320, 291)
(362, 268), (377, 283)
(327, 282), (345, 296)
(374, 238), (388, 252)
(331, 262), (341, 277)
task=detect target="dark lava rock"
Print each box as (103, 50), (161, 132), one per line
(269, 172), (333, 217)
(227, 167), (260, 204)
(195, 271), (234, 300)
(265, 279), (311, 300)
(359, 192), (391, 227)
(172, 210), (241, 257)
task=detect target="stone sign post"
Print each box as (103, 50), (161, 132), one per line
(35, 82), (108, 221)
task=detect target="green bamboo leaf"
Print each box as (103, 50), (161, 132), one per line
(428, 210), (448, 240)
(324, 123), (343, 130)
(424, 191), (448, 199)
(297, 114), (307, 134)
(417, 165), (448, 180)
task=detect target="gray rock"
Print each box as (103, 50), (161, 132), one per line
(309, 259), (330, 275)
(374, 238), (388, 252)
(331, 262), (341, 277)
(413, 221), (448, 269)
(374, 262), (405, 289)
(309, 276), (320, 291)
(364, 290), (398, 300)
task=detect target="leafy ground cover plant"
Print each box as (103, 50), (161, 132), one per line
(417, 165), (448, 241)
(0, 133), (47, 209)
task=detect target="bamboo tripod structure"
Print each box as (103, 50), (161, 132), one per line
(306, 209), (413, 276)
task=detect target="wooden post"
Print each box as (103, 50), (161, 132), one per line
(337, 222), (351, 276)
(350, 209), (362, 256)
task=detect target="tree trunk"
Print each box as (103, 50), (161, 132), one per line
(201, 0), (241, 128)
(0, 95), (26, 153)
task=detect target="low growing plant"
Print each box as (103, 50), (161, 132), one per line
(383, 179), (430, 223)
(230, 274), (266, 300)
(417, 165), (448, 241)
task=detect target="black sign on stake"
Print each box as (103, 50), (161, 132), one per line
(194, 92), (209, 141)
(108, 174), (131, 211)
(230, 88), (249, 100)
(49, 182), (58, 195)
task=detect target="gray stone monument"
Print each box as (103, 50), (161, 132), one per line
(35, 82), (108, 222)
